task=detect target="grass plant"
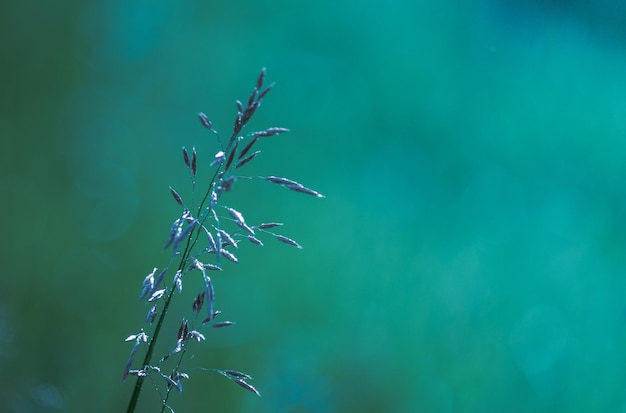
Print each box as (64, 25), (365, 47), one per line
(122, 69), (323, 412)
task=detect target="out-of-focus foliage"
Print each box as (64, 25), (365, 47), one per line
(2, 0), (626, 411)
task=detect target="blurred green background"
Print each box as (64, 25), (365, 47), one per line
(3, 0), (626, 411)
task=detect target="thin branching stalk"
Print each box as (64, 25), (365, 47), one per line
(123, 69), (323, 412)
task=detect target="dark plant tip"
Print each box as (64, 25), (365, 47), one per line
(235, 150), (261, 169)
(169, 186), (184, 206)
(173, 219), (197, 254)
(217, 229), (238, 249)
(284, 183), (324, 198)
(247, 235), (264, 246)
(191, 147), (197, 176)
(153, 268), (167, 292)
(253, 127), (290, 138)
(122, 358), (133, 382)
(129, 342), (140, 357)
(233, 112), (243, 135)
(235, 379), (261, 396)
(177, 319), (189, 341)
(258, 83), (274, 100)
(192, 291), (205, 314)
(163, 217), (183, 251)
(274, 234), (303, 249)
(221, 249), (239, 263)
(256, 67), (266, 90)
(265, 176), (299, 186)
(198, 112), (212, 129)
(212, 321), (234, 328)
(238, 136), (259, 160)
(257, 222), (283, 229)
(225, 139), (238, 170)
(223, 370), (253, 380)
(204, 275), (215, 321)
(247, 88), (258, 108)
(238, 222), (255, 235)
(182, 147), (190, 168)
(241, 102), (258, 126)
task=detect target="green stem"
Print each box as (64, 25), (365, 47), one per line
(126, 139), (235, 412)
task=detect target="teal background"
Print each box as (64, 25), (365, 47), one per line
(3, 1), (626, 412)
